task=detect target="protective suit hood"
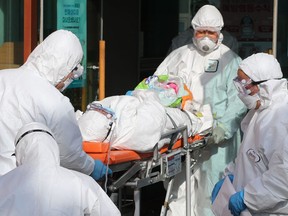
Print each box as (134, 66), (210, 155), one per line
(239, 53), (283, 82)
(15, 122), (59, 166)
(191, 5), (224, 31)
(0, 122), (121, 216)
(23, 29), (83, 86)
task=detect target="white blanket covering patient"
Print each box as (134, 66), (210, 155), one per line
(77, 75), (213, 152)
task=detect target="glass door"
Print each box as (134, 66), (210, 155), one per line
(0, 0), (24, 70)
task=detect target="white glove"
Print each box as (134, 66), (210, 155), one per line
(207, 125), (226, 145)
(212, 125), (226, 144)
(238, 93), (259, 110)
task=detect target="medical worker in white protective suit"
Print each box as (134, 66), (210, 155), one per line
(0, 29), (109, 181)
(212, 53), (288, 216)
(154, 5), (247, 216)
(0, 122), (121, 216)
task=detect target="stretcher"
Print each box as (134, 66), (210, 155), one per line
(83, 125), (210, 216)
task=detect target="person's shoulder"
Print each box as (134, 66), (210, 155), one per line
(219, 44), (241, 61)
(25, 76), (72, 111)
(219, 44), (236, 54)
(261, 93), (288, 121)
(171, 43), (196, 55)
(164, 45), (189, 61)
(0, 68), (19, 75)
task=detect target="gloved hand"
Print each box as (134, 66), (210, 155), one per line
(90, 159), (112, 181)
(211, 174), (234, 203)
(207, 125), (226, 145)
(229, 190), (247, 216)
(238, 93), (259, 110)
(212, 125), (226, 144)
(125, 90), (133, 96)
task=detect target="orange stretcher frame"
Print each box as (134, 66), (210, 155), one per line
(82, 125), (208, 216)
(83, 134), (204, 165)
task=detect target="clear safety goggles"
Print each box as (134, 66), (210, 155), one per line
(194, 26), (220, 32)
(87, 102), (116, 121)
(59, 64), (84, 92)
(233, 77), (253, 95)
(194, 26), (219, 36)
(71, 63), (84, 79)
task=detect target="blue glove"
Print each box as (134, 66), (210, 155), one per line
(211, 174), (234, 203)
(125, 90), (133, 96)
(90, 160), (112, 181)
(229, 190), (247, 216)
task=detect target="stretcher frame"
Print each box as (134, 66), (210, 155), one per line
(83, 125), (208, 216)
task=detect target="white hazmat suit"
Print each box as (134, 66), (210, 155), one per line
(229, 53), (288, 215)
(0, 30), (94, 175)
(0, 122), (121, 216)
(154, 5), (247, 216)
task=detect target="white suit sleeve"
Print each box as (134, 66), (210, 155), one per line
(48, 97), (94, 175)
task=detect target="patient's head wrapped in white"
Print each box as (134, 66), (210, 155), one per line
(78, 94), (167, 152)
(78, 108), (113, 143)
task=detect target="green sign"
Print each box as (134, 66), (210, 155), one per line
(57, 0), (87, 88)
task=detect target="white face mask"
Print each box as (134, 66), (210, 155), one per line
(238, 93), (259, 110)
(193, 36), (217, 53)
(60, 78), (74, 92)
(238, 82), (272, 110)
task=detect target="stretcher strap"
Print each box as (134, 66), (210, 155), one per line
(166, 112), (180, 150)
(181, 109), (193, 132)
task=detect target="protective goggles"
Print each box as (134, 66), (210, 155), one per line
(233, 77), (253, 95)
(87, 102), (116, 121)
(71, 63), (84, 79)
(194, 26), (220, 32)
(59, 64), (84, 92)
(233, 77), (267, 95)
(194, 29), (219, 42)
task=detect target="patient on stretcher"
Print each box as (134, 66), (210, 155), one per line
(76, 75), (213, 152)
